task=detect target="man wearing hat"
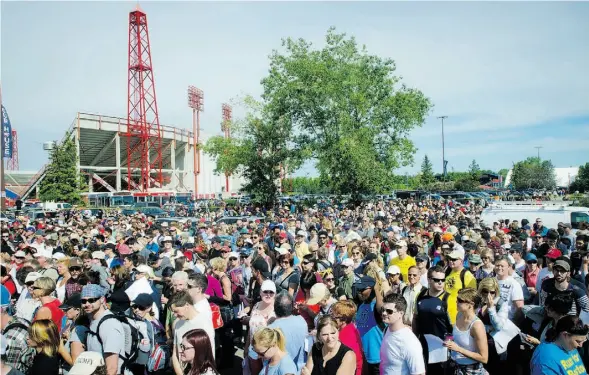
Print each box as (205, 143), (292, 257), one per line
(76, 284), (126, 375)
(1, 285), (34, 373)
(539, 258), (588, 316)
(353, 275), (382, 374)
(444, 250), (476, 324)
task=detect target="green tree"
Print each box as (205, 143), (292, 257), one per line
(510, 157), (557, 190)
(570, 162), (589, 192)
(39, 132), (86, 204)
(261, 27), (432, 201)
(419, 155), (435, 190)
(468, 159), (481, 179)
(203, 97), (306, 207)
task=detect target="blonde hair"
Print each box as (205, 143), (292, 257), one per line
(209, 257), (227, 273)
(33, 277), (56, 297)
(364, 262), (385, 292)
(457, 288), (481, 308)
(480, 248), (494, 261)
(477, 277), (500, 295)
(56, 257), (70, 268)
(29, 319), (60, 357)
(252, 328), (286, 352)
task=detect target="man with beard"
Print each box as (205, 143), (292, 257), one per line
(540, 257), (589, 316)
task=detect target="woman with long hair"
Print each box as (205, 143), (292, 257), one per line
(531, 315), (588, 375)
(273, 252), (299, 297)
(208, 257), (234, 368)
(26, 319), (61, 375)
(443, 288), (488, 375)
(476, 277), (508, 374)
(54, 257), (70, 303)
(107, 264), (132, 314)
(179, 329), (219, 375)
(252, 328), (296, 375)
(329, 302), (363, 375)
(31, 277), (65, 332)
(302, 316), (356, 375)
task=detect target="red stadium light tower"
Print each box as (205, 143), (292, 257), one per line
(7, 130), (18, 170)
(188, 86), (204, 198)
(125, 6), (163, 192)
(221, 103), (232, 193)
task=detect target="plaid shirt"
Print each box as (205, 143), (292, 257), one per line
(2, 317), (34, 373)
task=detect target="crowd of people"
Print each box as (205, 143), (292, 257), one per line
(1, 198), (589, 375)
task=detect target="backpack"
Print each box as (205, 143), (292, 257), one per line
(445, 268), (468, 290)
(145, 320), (170, 372)
(229, 268), (245, 305)
(87, 313), (147, 371)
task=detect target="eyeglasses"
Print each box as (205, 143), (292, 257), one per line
(262, 290), (275, 296)
(81, 297), (100, 304)
(255, 346), (271, 357)
(408, 235), (415, 238)
(179, 344), (195, 352)
(380, 307), (398, 315)
(229, 257), (238, 261)
(257, 246), (264, 250)
(408, 274), (419, 278)
(132, 304), (149, 311)
(352, 252), (361, 256)
(430, 277), (445, 283)
(324, 278), (335, 282)
(480, 290), (496, 295)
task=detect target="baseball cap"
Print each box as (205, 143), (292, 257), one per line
(352, 275), (376, 291)
(386, 265), (401, 275)
(554, 259), (571, 272)
(60, 293), (82, 310)
(307, 283), (330, 305)
(468, 254), (482, 264)
(545, 248), (562, 260)
(395, 240), (408, 248)
(341, 258), (355, 268)
(91, 251), (105, 260)
(227, 252), (240, 259)
(14, 250), (26, 258)
(81, 284), (106, 299)
(261, 280), (276, 293)
(524, 253), (538, 262)
(133, 293), (154, 308)
(25, 272), (42, 284)
(415, 253), (428, 262)
(135, 265), (155, 278)
(68, 351), (106, 375)
(447, 250), (463, 260)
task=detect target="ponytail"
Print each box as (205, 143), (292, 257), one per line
(273, 328), (286, 352)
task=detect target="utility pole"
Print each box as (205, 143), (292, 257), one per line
(0, 84), (4, 211)
(437, 116), (448, 184)
(534, 146), (543, 160)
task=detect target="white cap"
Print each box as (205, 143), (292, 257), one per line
(52, 252), (66, 260)
(261, 280), (276, 293)
(68, 351), (105, 375)
(395, 240), (408, 248)
(91, 251), (105, 260)
(162, 236), (173, 243)
(25, 272), (42, 283)
(461, 235), (470, 242)
(386, 265), (401, 275)
(276, 248), (289, 256)
(227, 252), (240, 259)
(33, 248), (52, 258)
(135, 265), (155, 278)
(307, 283), (330, 305)
(341, 258), (354, 268)
(14, 250), (26, 257)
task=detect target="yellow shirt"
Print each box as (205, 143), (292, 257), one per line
(295, 241), (310, 260)
(444, 268), (477, 324)
(389, 255), (416, 283)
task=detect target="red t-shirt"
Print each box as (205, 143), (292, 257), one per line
(339, 323), (364, 375)
(2, 277), (17, 296)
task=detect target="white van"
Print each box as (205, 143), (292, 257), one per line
(41, 202), (73, 212)
(480, 202), (589, 233)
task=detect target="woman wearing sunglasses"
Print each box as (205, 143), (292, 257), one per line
(244, 280), (277, 375)
(475, 278), (508, 374)
(252, 328), (296, 375)
(443, 288), (488, 375)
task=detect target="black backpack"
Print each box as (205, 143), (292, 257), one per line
(87, 313), (143, 372)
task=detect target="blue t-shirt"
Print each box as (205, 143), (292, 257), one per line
(356, 300), (383, 364)
(531, 342), (587, 375)
(268, 316), (308, 372)
(262, 353), (298, 375)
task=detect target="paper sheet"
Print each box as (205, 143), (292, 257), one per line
(424, 334), (448, 364)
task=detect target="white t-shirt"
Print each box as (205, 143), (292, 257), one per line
(174, 312), (216, 358)
(380, 326), (425, 375)
(193, 298), (213, 324)
(498, 276), (524, 320)
(536, 268), (553, 292)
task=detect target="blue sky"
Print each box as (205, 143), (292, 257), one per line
(1, 1), (588, 177)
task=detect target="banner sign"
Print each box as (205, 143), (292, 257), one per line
(1, 105), (13, 159)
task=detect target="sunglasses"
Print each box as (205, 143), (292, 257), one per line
(81, 297), (100, 304)
(430, 277), (445, 283)
(457, 298), (471, 304)
(15, 256), (25, 260)
(132, 304), (149, 311)
(352, 252), (361, 256)
(25, 281), (35, 287)
(229, 257), (238, 261)
(324, 278), (335, 282)
(408, 274), (419, 278)
(69, 267), (82, 272)
(302, 261), (311, 265)
(380, 307), (398, 315)
(262, 290), (275, 296)
(255, 346), (271, 357)
(481, 290), (496, 295)
(526, 260), (537, 264)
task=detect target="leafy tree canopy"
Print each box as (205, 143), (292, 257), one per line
(261, 27), (432, 199)
(510, 157), (556, 190)
(571, 162), (589, 193)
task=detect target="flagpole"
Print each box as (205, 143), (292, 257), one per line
(0, 83), (5, 212)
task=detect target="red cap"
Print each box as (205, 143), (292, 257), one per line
(545, 248), (562, 259)
(279, 232), (288, 239)
(183, 251), (194, 261)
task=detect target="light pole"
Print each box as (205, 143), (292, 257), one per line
(188, 86), (204, 199)
(437, 115), (448, 184)
(534, 146), (543, 160)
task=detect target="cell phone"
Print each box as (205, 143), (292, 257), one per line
(444, 333), (454, 341)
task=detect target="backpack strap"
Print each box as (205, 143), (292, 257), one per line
(401, 285), (408, 296)
(87, 314), (117, 348)
(460, 268), (467, 290)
